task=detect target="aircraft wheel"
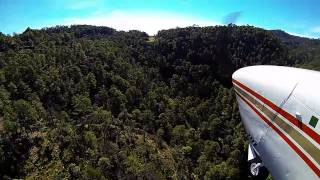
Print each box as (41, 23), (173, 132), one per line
(248, 159), (269, 179)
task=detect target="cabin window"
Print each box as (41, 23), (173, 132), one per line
(309, 116), (319, 128)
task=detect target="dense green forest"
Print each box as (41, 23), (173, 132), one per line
(0, 24), (318, 179)
(271, 30), (320, 70)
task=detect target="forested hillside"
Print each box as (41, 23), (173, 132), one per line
(271, 30), (320, 70)
(0, 24), (305, 179)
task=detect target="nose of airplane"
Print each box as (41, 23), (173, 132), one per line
(232, 65), (302, 110)
(232, 65), (301, 90)
(232, 66), (247, 82)
(232, 66), (255, 85)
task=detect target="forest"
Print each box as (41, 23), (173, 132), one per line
(0, 24), (318, 179)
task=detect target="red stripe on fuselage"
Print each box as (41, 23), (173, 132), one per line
(236, 92), (320, 177)
(233, 78), (320, 145)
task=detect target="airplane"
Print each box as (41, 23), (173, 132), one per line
(232, 65), (320, 180)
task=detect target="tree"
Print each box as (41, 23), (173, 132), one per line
(0, 24), (302, 179)
(72, 95), (93, 117)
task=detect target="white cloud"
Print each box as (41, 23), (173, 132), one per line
(311, 26), (320, 33)
(287, 31), (317, 39)
(62, 10), (221, 35)
(66, 0), (102, 10)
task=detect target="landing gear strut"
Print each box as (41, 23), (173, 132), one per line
(248, 159), (269, 179)
(248, 144), (269, 179)
(250, 161), (262, 176)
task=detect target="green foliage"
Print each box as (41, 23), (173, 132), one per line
(72, 95), (93, 116)
(98, 157), (111, 171)
(0, 24), (302, 179)
(271, 30), (320, 69)
(84, 131), (98, 149)
(124, 153), (146, 176)
(204, 161), (240, 180)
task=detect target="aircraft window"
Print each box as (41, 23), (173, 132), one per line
(309, 116), (319, 128)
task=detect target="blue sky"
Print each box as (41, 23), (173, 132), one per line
(1, 0), (320, 38)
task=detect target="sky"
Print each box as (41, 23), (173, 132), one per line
(0, 0), (319, 38)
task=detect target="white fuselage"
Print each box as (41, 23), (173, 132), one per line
(232, 65), (320, 180)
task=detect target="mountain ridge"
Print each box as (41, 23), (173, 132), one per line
(0, 24), (317, 179)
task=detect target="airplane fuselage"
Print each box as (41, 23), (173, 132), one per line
(232, 66), (320, 179)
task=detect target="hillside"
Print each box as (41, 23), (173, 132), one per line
(271, 30), (311, 44)
(0, 24), (299, 179)
(271, 29), (320, 68)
